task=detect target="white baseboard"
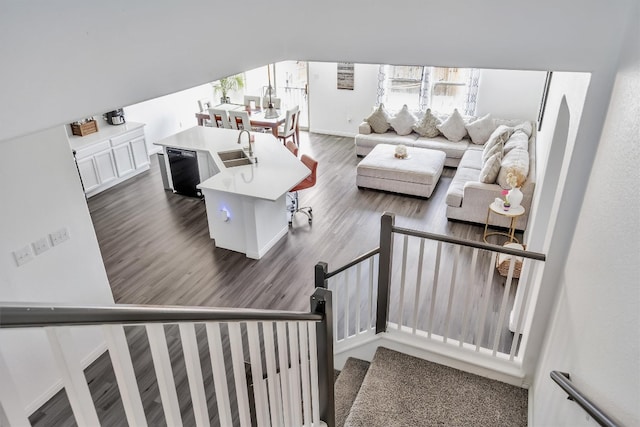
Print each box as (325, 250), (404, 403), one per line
(25, 341), (108, 416)
(309, 129), (356, 138)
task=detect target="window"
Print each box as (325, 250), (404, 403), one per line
(379, 65), (479, 115)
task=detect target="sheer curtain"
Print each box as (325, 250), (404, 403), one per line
(463, 68), (480, 116)
(376, 65), (387, 106)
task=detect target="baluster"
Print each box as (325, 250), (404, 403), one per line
(205, 322), (233, 427)
(276, 322), (293, 426)
(397, 235), (409, 329)
(228, 323), (252, 426)
(103, 325), (147, 427)
(476, 252), (498, 351)
(443, 245), (461, 343)
(288, 322), (303, 426)
(247, 322), (270, 427)
(492, 256), (517, 355)
(263, 322), (283, 426)
(178, 324), (209, 427)
(0, 349), (31, 426)
(146, 324), (183, 427)
(356, 263), (362, 335)
(459, 248), (479, 346)
(368, 256), (375, 331)
(426, 241), (442, 338)
(299, 322), (312, 427)
(344, 272), (350, 340)
(308, 322), (320, 426)
(411, 238), (426, 334)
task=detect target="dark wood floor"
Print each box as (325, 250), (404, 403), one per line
(88, 131), (511, 312)
(30, 131), (520, 425)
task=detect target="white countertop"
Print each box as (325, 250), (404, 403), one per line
(154, 126), (310, 201)
(68, 121), (146, 150)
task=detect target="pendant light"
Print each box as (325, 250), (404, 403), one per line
(264, 64), (279, 119)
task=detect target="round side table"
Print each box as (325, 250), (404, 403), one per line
(483, 202), (525, 244)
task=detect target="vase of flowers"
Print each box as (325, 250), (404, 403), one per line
(505, 167), (526, 209)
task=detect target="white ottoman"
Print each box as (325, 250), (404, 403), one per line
(356, 144), (446, 198)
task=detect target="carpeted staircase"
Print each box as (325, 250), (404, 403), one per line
(334, 347), (528, 427)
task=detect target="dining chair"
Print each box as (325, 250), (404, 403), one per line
(262, 97), (282, 109)
(288, 154), (317, 226)
(228, 110), (252, 131)
(198, 98), (212, 112)
(285, 140), (298, 157)
(243, 95), (262, 111)
(208, 108), (231, 129)
(277, 105), (300, 146)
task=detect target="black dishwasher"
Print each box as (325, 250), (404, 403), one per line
(167, 148), (202, 198)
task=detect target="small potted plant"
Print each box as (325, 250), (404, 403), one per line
(212, 74), (245, 103)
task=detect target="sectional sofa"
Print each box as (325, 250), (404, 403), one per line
(355, 106), (536, 230)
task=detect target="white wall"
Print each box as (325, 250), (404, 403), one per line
(124, 83), (213, 153)
(308, 62), (379, 136)
(531, 15), (639, 425)
(308, 63), (546, 137)
(0, 127), (115, 412)
(475, 69), (547, 120)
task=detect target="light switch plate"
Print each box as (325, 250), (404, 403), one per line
(13, 245), (34, 266)
(32, 237), (50, 255)
(50, 227), (70, 246)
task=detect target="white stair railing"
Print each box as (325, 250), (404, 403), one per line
(316, 212), (546, 370)
(0, 288), (333, 427)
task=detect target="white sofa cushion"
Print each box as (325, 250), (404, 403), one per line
(497, 148), (530, 189)
(389, 105), (417, 136)
(458, 148), (483, 170)
(365, 104), (392, 134)
(465, 114), (497, 145)
(479, 152), (503, 184)
(414, 136), (469, 160)
(358, 121), (372, 135)
(412, 108), (441, 138)
(446, 167), (480, 207)
(437, 109), (467, 142)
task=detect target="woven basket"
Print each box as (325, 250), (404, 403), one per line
(496, 242), (525, 278)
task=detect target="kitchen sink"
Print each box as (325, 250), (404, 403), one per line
(218, 149), (248, 161)
(222, 158), (252, 168)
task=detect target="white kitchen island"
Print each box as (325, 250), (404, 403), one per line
(155, 126), (310, 259)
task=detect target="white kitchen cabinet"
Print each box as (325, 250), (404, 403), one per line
(69, 122), (148, 197)
(112, 143), (135, 177)
(131, 136), (149, 169)
(76, 156), (100, 193)
(94, 149), (118, 184)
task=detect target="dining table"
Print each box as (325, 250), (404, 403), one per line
(195, 103), (298, 141)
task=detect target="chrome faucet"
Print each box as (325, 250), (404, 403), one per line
(237, 129), (253, 158)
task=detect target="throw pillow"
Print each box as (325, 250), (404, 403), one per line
(465, 114), (497, 145)
(482, 125), (512, 163)
(480, 152), (503, 184)
(504, 130), (529, 155)
(512, 121), (533, 138)
(365, 104), (391, 134)
(437, 109), (467, 142)
(389, 105), (418, 136)
(497, 148), (529, 189)
(412, 108), (441, 137)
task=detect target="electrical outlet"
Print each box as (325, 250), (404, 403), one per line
(13, 245), (34, 266)
(50, 227), (70, 246)
(32, 237), (50, 255)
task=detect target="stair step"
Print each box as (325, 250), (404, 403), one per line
(334, 357), (371, 427)
(344, 347), (527, 427)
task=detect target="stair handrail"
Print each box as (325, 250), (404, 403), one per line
(0, 303), (323, 328)
(550, 371), (619, 427)
(0, 288), (336, 427)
